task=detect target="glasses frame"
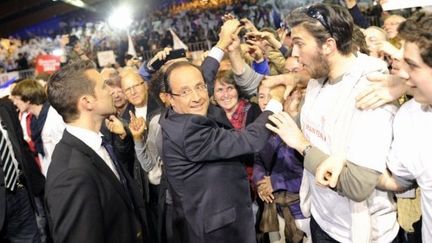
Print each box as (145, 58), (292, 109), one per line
(306, 6), (334, 37)
(170, 83), (208, 98)
(123, 81), (144, 94)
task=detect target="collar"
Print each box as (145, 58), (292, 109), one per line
(65, 124), (103, 151)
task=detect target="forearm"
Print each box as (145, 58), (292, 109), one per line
(304, 146), (381, 202)
(335, 162), (381, 202)
(228, 47), (247, 75)
(234, 63), (264, 96)
(134, 138), (156, 172)
(377, 169), (415, 192)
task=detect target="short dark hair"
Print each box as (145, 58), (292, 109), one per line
(47, 60), (96, 123)
(11, 79), (46, 105)
(163, 61), (202, 94)
(286, 3), (354, 55)
(398, 12), (432, 67)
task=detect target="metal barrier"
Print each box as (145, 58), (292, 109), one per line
(18, 69), (36, 79)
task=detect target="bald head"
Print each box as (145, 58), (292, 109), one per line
(121, 71), (148, 107)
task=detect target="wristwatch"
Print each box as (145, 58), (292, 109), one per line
(302, 144), (313, 157)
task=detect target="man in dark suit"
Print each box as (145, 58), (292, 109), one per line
(159, 61), (284, 243)
(0, 96), (45, 242)
(45, 60), (148, 243)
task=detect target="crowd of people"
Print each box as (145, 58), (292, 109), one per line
(1, 0), (398, 74)
(0, 0), (431, 243)
(1, 0), (280, 73)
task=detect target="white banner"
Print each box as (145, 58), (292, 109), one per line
(97, 50), (116, 67)
(382, 0), (432, 11)
(0, 71), (19, 98)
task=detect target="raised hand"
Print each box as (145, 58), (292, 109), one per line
(283, 89), (303, 117)
(239, 18), (258, 32)
(218, 18), (242, 51)
(105, 115), (127, 138)
(128, 111), (146, 141)
(356, 73), (409, 110)
(147, 47), (173, 71)
(266, 112), (309, 153)
(245, 31), (282, 50)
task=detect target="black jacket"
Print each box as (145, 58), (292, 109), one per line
(159, 106), (272, 243)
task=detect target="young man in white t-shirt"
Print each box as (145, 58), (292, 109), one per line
(265, 3), (399, 242)
(373, 12), (432, 242)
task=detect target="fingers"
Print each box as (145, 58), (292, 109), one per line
(265, 123), (279, 134)
(104, 118), (111, 129)
(356, 86), (374, 103)
(356, 91), (381, 110)
(258, 191), (273, 203)
(129, 110), (136, 120)
(315, 166), (331, 187)
(328, 172), (339, 188)
(283, 84), (295, 100)
(366, 72), (388, 83)
(269, 112), (295, 127)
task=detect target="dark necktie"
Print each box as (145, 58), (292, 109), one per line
(0, 121), (19, 191)
(101, 137), (134, 209)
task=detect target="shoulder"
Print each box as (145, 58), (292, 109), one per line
(394, 100), (429, 130)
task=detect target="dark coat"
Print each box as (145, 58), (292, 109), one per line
(159, 106), (272, 243)
(0, 97), (45, 230)
(45, 130), (148, 243)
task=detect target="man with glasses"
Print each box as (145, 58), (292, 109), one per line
(264, 3), (399, 242)
(121, 71), (161, 123)
(159, 61), (284, 243)
(118, 70), (161, 242)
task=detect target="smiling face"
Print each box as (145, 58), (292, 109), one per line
(168, 65), (209, 116)
(403, 42), (432, 105)
(214, 80), (239, 113)
(290, 25), (330, 79)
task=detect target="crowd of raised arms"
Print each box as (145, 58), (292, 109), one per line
(0, 0), (431, 243)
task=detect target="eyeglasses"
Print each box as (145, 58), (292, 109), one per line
(306, 6), (334, 37)
(170, 83), (208, 98)
(123, 82), (144, 94)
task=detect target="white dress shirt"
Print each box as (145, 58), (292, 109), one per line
(65, 125), (119, 180)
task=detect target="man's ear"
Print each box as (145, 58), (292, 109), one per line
(78, 95), (94, 111)
(322, 38), (337, 55)
(167, 94), (175, 109)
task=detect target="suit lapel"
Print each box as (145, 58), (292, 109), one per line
(62, 131), (135, 211)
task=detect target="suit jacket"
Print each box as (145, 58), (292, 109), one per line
(159, 106), (272, 243)
(0, 97), (45, 230)
(45, 130), (148, 243)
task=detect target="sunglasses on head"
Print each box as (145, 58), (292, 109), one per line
(306, 6), (334, 37)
